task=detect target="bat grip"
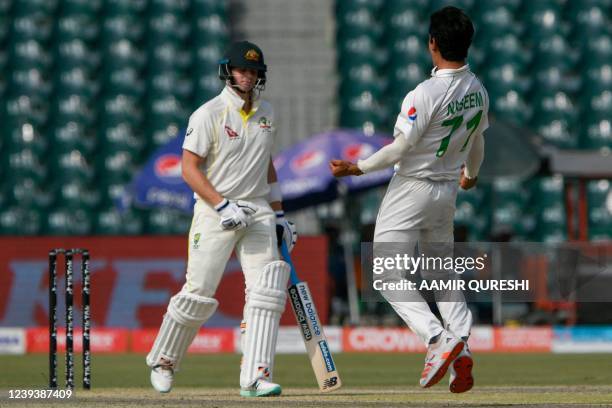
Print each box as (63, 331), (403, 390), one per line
(280, 241), (300, 285)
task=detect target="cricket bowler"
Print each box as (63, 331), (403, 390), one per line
(330, 7), (488, 393)
(146, 40), (297, 397)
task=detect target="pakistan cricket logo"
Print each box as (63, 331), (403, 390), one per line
(258, 117), (271, 129)
(193, 233), (201, 249)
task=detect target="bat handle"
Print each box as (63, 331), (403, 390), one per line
(280, 241), (300, 285)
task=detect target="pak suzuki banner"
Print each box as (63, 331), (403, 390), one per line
(0, 237), (328, 328)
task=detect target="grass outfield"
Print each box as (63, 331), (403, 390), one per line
(2, 353), (612, 406)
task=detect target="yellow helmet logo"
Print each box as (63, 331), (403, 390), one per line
(245, 49), (260, 61)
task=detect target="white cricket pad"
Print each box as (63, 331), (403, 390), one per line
(146, 292), (218, 371)
(240, 261), (290, 388)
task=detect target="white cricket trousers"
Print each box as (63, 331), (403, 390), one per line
(374, 174), (472, 344)
(183, 198), (279, 297)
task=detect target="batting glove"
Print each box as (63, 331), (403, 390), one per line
(275, 211), (297, 252)
(215, 198), (257, 231)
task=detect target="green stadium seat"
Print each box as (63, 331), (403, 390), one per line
(473, 6), (519, 38)
(4, 95), (49, 128)
(340, 64), (386, 98)
(149, 42), (192, 72)
(94, 207), (145, 236)
(13, 0), (57, 16)
(193, 42), (224, 70)
(43, 207), (93, 235)
(384, 0), (429, 16)
(93, 206), (124, 235)
(585, 179), (611, 240)
(533, 228), (567, 243)
(99, 94), (143, 125)
(50, 150), (95, 184)
(61, 0), (101, 16)
(3, 148), (47, 183)
(193, 73), (223, 100)
(3, 177), (52, 209)
(103, 39), (146, 70)
(56, 14), (99, 42)
(484, 63), (530, 96)
(569, 5), (610, 43)
(98, 180), (130, 207)
(6, 123), (47, 156)
(582, 118), (611, 150)
(388, 34), (430, 67)
(52, 94), (95, 125)
(337, 8), (383, 41)
(96, 150), (138, 183)
(101, 15), (144, 44)
(429, 0), (475, 13)
(532, 35), (578, 71)
(145, 208), (179, 234)
(532, 116), (579, 149)
(9, 39), (53, 70)
(0, 207), (24, 235)
(149, 0), (189, 15)
(338, 36), (386, 71)
(0, 0), (10, 14)
(56, 39), (101, 70)
(8, 69), (52, 98)
(388, 63), (427, 96)
(193, 14), (229, 44)
(537, 202), (566, 230)
(50, 121), (96, 154)
(148, 13), (189, 43)
(99, 122), (145, 156)
(104, 0), (146, 16)
(56, 67), (99, 99)
(11, 13), (54, 42)
(193, 0), (228, 17)
(102, 67), (145, 97)
(384, 9), (426, 38)
(581, 34), (611, 68)
(529, 176), (564, 206)
(149, 71), (193, 100)
(52, 180), (100, 210)
(482, 33), (531, 68)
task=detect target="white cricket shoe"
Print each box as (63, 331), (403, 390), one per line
(240, 379), (282, 397)
(419, 330), (464, 388)
(449, 343), (473, 393)
(150, 365), (174, 393)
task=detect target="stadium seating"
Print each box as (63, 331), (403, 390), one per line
(0, 0), (228, 235)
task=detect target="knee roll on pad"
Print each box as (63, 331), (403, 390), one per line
(146, 293), (218, 371)
(167, 292), (219, 327)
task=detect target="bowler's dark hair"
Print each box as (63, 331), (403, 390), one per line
(429, 6), (474, 62)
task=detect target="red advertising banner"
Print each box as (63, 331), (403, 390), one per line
(493, 327), (553, 352)
(0, 236), (329, 329)
(26, 327), (129, 353)
(343, 328), (427, 353)
(131, 329), (235, 353)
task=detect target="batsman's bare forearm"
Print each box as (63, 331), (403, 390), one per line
(268, 158), (283, 211)
(182, 149), (224, 206)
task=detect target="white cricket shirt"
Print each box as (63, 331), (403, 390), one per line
(394, 64), (489, 181)
(182, 86), (275, 200)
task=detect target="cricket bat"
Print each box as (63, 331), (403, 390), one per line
(280, 242), (342, 392)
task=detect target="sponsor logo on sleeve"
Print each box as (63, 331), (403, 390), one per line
(408, 106), (417, 122)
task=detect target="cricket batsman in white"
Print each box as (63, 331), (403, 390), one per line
(146, 40), (297, 397)
(331, 7), (488, 393)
